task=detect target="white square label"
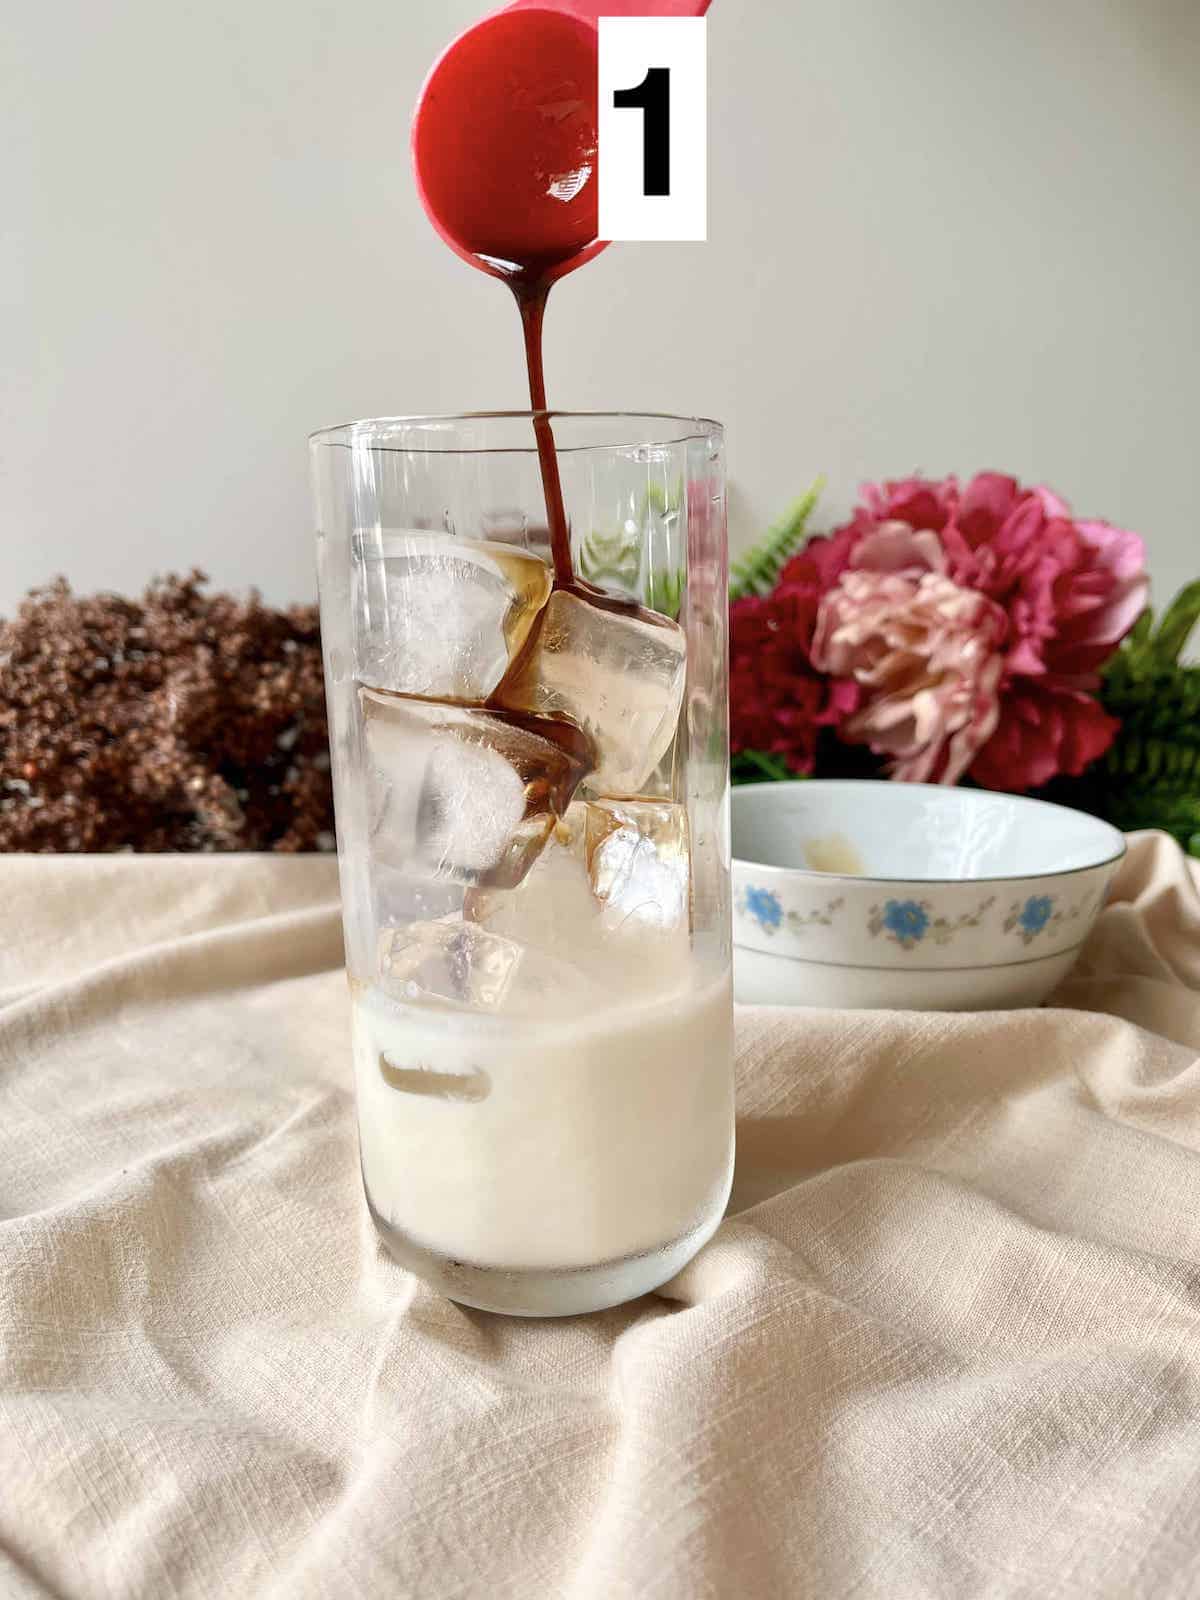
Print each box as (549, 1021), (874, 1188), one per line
(599, 18), (707, 242)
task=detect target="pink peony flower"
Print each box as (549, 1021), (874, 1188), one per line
(941, 473), (1149, 679)
(811, 473), (1148, 791)
(856, 475), (958, 538)
(968, 681), (1119, 793)
(812, 567), (1007, 783)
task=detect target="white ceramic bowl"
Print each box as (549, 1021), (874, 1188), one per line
(732, 781), (1125, 1010)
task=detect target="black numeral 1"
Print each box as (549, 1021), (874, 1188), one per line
(613, 67), (670, 197)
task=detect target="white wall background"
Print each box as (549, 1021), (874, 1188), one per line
(5, 0), (1199, 618)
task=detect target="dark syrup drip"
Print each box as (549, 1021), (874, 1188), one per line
(477, 255), (669, 775)
(513, 279), (573, 589)
(483, 265), (646, 750)
(511, 273), (662, 622)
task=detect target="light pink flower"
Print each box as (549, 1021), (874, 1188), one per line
(814, 473), (1149, 790)
(812, 567), (1007, 783)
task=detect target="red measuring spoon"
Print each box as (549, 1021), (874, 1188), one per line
(411, 6), (607, 287)
(412, 0), (711, 284)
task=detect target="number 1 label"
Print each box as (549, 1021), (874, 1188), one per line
(599, 18), (706, 241)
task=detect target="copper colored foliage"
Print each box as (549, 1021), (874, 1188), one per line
(0, 572), (335, 852)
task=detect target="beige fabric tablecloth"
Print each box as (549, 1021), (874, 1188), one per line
(2, 835), (1199, 1599)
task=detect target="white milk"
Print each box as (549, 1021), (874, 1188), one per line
(352, 973), (734, 1272)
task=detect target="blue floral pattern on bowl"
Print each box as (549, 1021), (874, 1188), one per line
(1002, 890), (1097, 945)
(738, 886), (845, 937)
(867, 894), (997, 951)
(882, 899), (928, 949)
(742, 886), (783, 933)
(1019, 895), (1054, 936)
(738, 874), (1100, 959)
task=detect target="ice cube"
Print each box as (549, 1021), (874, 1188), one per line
(378, 920), (598, 1016)
(465, 798), (691, 990)
(490, 589), (686, 796)
(361, 686), (591, 888)
(356, 533), (551, 700)
(379, 921), (522, 1010)
(464, 817), (596, 956)
(584, 798), (690, 934)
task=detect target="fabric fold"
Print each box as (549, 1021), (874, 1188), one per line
(1, 836), (1198, 1598)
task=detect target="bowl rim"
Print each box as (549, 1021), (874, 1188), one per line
(731, 778), (1127, 886)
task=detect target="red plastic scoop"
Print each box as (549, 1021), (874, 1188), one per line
(411, 0), (713, 578)
(411, 6), (606, 286)
(411, 0), (711, 283)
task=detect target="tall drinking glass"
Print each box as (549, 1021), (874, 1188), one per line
(311, 413), (733, 1315)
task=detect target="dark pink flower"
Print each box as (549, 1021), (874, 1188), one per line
(730, 538), (859, 774)
(969, 681), (1120, 793)
(858, 475), (959, 538)
(940, 473), (1149, 679)
(812, 473), (1148, 791)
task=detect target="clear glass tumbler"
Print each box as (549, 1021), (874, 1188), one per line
(311, 413), (733, 1315)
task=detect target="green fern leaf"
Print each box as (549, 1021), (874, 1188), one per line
(732, 750), (796, 785)
(1087, 580), (1200, 855)
(644, 569), (684, 621)
(577, 526), (641, 592)
(729, 479), (824, 603)
(1150, 578), (1200, 664)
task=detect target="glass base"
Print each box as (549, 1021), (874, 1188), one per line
(364, 1173), (732, 1317)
